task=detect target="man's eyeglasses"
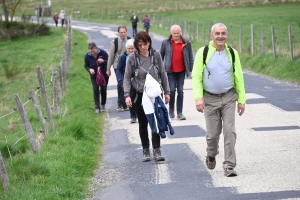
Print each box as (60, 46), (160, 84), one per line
(214, 32), (227, 36)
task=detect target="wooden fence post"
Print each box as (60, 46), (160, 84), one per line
(239, 23), (243, 53)
(0, 152), (10, 190)
(52, 68), (59, 116)
(202, 23), (205, 43)
(196, 22), (199, 42)
(14, 94), (39, 154)
(251, 24), (254, 54)
(58, 64), (64, 97)
(288, 25), (294, 60)
(207, 22), (210, 42)
(36, 67), (55, 131)
(271, 26), (277, 59)
(261, 28), (265, 55)
(230, 23), (233, 46)
(29, 90), (49, 138)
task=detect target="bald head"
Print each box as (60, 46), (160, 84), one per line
(170, 25), (182, 41)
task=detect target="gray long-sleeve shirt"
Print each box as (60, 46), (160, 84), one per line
(123, 50), (170, 98)
(107, 36), (128, 70)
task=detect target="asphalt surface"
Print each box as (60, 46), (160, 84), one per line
(68, 21), (300, 200)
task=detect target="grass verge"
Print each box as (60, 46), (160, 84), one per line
(0, 28), (105, 199)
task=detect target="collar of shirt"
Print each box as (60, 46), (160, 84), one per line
(171, 36), (182, 44)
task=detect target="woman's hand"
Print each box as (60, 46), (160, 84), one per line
(126, 97), (132, 107)
(164, 94), (170, 105)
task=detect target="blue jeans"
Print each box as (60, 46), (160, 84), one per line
(167, 71), (185, 114)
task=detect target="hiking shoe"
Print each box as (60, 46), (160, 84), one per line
(101, 105), (106, 112)
(153, 148), (165, 162)
(206, 156), (216, 170)
(94, 109), (100, 114)
(224, 168), (237, 177)
(169, 108), (175, 118)
(142, 149), (151, 162)
(130, 117), (137, 124)
(123, 107), (129, 111)
(117, 107), (123, 111)
(177, 113), (186, 120)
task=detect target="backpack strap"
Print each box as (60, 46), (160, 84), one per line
(203, 45), (209, 66)
(114, 38), (118, 54)
(228, 45), (235, 73)
(114, 36), (131, 54)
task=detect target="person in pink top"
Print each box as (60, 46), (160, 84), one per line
(142, 15), (151, 33)
(53, 12), (59, 27)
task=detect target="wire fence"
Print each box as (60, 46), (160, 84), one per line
(0, 17), (72, 190)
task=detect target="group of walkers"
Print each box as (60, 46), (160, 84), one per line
(83, 19), (246, 177)
(53, 10), (66, 27)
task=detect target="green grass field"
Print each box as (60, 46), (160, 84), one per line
(0, 29), (105, 199)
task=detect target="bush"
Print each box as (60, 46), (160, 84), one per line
(0, 21), (51, 40)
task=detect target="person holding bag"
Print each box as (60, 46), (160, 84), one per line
(123, 31), (170, 162)
(84, 42), (109, 114)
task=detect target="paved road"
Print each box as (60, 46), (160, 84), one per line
(70, 21), (300, 200)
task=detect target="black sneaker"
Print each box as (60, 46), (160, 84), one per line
(153, 148), (165, 162)
(142, 149), (151, 162)
(206, 156), (216, 170)
(130, 117), (137, 124)
(224, 168), (237, 177)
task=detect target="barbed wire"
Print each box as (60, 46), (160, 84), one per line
(0, 78), (53, 120)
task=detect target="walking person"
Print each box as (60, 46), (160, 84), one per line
(142, 15), (150, 33)
(53, 12), (59, 27)
(160, 24), (194, 120)
(191, 23), (246, 177)
(116, 39), (138, 123)
(84, 42), (109, 114)
(59, 10), (65, 28)
(130, 12), (139, 37)
(106, 26), (131, 111)
(123, 31), (170, 162)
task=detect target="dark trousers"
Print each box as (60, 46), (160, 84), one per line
(61, 19), (65, 27)
(167, 71), (185, 114)
(54, 20), (58, 27)
(121, 85), (137, 118)
(91, 77), (109, 109)
(115, 69), (125, 108)
(132, 25), (137, 37)
(131, 88), (160, 149)
(144, 26), (149, 33)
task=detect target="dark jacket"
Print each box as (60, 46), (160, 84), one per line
(116, 52), (128, 85)
(160, 35), (194, 77)
(130, 15), (139, 26)
(84, 48), (108, 79)
(146, 96), (175, 138)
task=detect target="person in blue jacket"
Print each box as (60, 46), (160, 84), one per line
(116, 39), (137, 123)
(84, 42), (109, 114)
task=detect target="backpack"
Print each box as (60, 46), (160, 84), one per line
(114, 36), (131, 54)
(133, 48), (159, 79)
(203, 45), (235, 74)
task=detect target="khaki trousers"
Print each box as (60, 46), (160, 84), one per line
(203, 88), (238, 168)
